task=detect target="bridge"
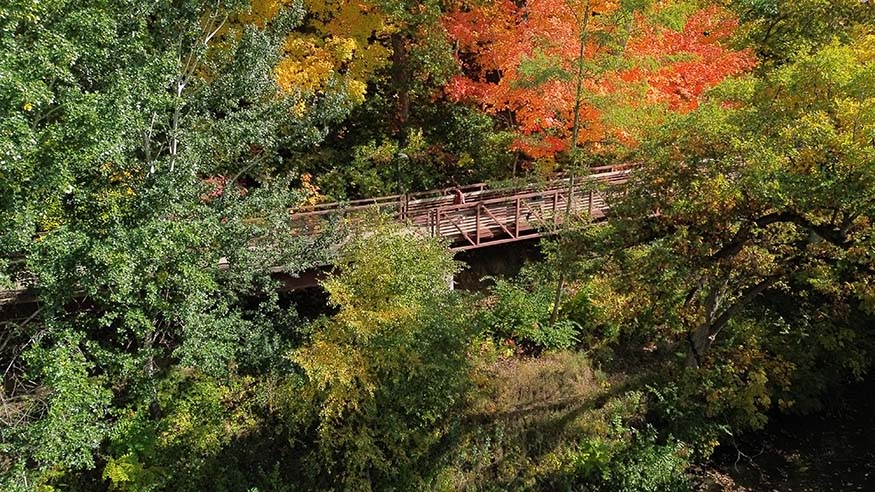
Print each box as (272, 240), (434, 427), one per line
(290, 163), (633, 251)
(1, 164), (633, 308)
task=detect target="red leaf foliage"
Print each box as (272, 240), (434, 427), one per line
(443, 1), (754, 158)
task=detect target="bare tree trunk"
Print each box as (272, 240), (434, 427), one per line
(549, 1), (591, 325)
(390, 32), (410, 134)
(168, 12), (226, 172)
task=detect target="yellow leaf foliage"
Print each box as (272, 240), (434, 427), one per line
(273, 0), (393, 101)
(217, 0), (393, 105)
(238, 0), (297, 26)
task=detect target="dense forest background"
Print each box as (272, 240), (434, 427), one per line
(1, 0), (874, 490)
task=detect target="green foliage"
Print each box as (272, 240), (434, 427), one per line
(0, 0), (351, 488)
(299, 100), (518, 200)
(310, 126), (448, 198)
(18, 330), (113, 470)
(600, 434), (691, 492)
(287, 224), (475, 490)
(570, 12), (875, 454)
(2, 0), (874, 490)
(647, 0), (699, 32)
(730, 0), (875, 68)
(424, 104), (518, 183)
(516, 50), (573, 88)
(97, 369), (274, 492)
(549, 430), (690, 492)
(563, 281), (623, 351)
(481, 268), (581, 351)
(541, 392), (691, 492)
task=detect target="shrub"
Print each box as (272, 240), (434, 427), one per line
(481, 269), (580, 351)
(288, 224), (475, 490)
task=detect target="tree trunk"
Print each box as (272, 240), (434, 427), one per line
(549, 2), (590, 326)
(686, 275), (781, 368)
(390, 33), (410, 134)
(686, 323), (711, 368)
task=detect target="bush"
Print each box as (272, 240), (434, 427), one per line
(480, 269), (580, 352)
(287, 224), (475, 490)
(603, 433), (691, 492)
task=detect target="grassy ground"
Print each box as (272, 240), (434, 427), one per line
(441, 347), (875, 492)
(433, 349), (687, 492)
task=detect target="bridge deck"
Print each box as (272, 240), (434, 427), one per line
(1, 165), (632, 306)
(291, 164), (632, 251)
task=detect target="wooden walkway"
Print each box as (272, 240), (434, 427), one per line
(1, 164), (633, 306)
(290, 164), (633, 251)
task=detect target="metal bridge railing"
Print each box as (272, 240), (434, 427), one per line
(290, 164), (634, 250)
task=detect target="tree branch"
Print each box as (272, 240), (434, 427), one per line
(707, 274), (782, 347)
(709, 210), (854, 264)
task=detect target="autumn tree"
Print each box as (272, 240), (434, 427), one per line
(288, 223), (474, 490)
(444, 0), (754, 322)
(444, 0), (753, 161)
(584, 28), (875, 431)
(0, 0), (351, 488)
(621, 5), (757, 113)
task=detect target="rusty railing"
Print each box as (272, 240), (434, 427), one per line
(291, 164), (634, 250)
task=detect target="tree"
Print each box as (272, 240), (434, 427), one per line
(268, 0), (455, 132)
(729, 0), (875, 69)
(443, 0), (753, 160)
(272, 0), (387, 104)
(0, 0), (352, 488)
(622, 5), (756, 113)
(587, 31), (875, 427)
(444, 0), (754, 323)
(259, 0), (466, 200)
(288, 223), (474, 490)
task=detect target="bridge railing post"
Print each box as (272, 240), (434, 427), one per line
(398, 194), (408, 221)
(475, 203), (481, 245)
(588, 190), (593, 217)
(435, 207), (441, 238)
(514, 197), (521, 238)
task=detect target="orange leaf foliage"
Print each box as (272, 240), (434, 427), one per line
(623, 5), (756, 112)
(444, 1), (754, 158)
